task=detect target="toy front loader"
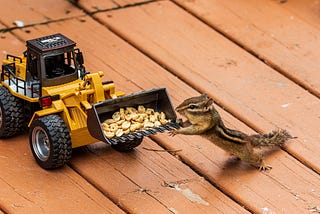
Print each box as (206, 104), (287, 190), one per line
(0, 33), (179, 170)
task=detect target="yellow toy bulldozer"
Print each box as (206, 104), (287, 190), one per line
(0, 33), (178, 169)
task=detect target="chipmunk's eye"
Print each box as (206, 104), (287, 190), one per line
(188, 104), (197, 110)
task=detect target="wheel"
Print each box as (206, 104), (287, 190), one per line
(29, 115), (72, 169)
(0, 86), (24, 137)
(111, 137), (143, 152)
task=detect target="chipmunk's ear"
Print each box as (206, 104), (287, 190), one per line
(205, 97), (214, 107)
(200, 93), (208, 101)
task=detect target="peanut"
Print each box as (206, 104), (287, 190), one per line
(102, 105), (170, 139)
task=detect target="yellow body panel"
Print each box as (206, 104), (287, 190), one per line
(70, 127), (98, 148)
(1, 83), (39, 102)
(2, 53), (125, 148)
(31, 73), (122, 148)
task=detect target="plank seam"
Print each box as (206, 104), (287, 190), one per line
(68, 0), (161, 15)
(0, 206), (7, 214)
(111, 164), (177, 214)
(284, 149), (320, 175)
(0, 0), (160, 33)
(67, 163), (130, 214)
(0, 15), (87, 35)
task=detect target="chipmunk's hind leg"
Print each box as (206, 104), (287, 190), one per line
(257, 160), (272, 171)
(240, 144), (272, 171)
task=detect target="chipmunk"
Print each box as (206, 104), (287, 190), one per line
(169, 94), (294, 171)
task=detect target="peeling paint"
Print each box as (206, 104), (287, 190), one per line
(281, 103), (291, 108)
(13, 20), (24, 28)
(169, 207), (178, 214)
(173, 184), (210, 206)
(261, 207), (275, 214)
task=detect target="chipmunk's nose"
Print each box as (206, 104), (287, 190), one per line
(175, 106), (182, 112)
(175, 108), (186, 117)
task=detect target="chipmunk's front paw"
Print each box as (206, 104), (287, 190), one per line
(168, 129), (178, 137)
(176, 118), (183, 125)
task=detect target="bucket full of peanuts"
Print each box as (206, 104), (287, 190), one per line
(87, 88), (179, 152)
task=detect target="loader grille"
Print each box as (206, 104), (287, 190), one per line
(108, 122), (180, 145)
(27, 33), (76, 52)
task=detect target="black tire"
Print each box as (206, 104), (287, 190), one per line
(0, 86), (24, 137)
(29, 115), (72, 169)
(111, 137), (143, 152)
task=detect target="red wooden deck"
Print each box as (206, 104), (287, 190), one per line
(0, 0), (319, 213)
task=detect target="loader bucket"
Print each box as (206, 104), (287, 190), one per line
(87, 88), (179, 145)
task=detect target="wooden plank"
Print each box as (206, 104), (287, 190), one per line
(0, 135), (124, 214)
(77, 0), (151, 13)
(172, 0), (320, 98)
(6, 20), (249, 213)
(0, 0), (84, 29)
(94, 0), (320, 173)
(0, 25), (26, 59)
(10, 15), (320, 213)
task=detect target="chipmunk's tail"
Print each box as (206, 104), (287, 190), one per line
(250, 129), (294, 147)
